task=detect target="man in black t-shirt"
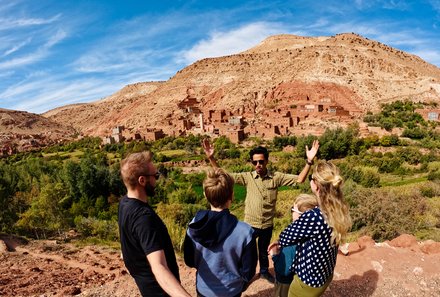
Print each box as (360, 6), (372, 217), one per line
(118, 151), (190, 297)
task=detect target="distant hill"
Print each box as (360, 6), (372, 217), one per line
(0, 108), (76, 154)
(42, 33), (440, 138)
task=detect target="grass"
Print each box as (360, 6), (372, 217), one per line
(428, 161), (440, 171)
(42, 150), (85, 162)
(160, 149), (188, 157)
(380, 176), (427, 187)
(192, 184), (247, 203)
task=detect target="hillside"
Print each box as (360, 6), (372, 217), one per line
(1, 234), (439, 296)
(43, 33), (440, 138)
(0, 108), (76, 154)
(42, 81), (163, 134)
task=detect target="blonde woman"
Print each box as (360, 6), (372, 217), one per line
(268, 161), (352, 297)
(269, 194), (318, 297)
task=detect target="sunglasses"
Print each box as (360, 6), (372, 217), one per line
(144, 172), (161, 180)
(291, 207), (303, 214)
(251, 160), (265, 166)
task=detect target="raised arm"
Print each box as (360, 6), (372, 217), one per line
(202, 138), (219, 168)
(297, 139), (320, 183)
(147, 250), (191, 297)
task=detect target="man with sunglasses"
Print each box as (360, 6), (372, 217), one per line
(118, 151), (191, 297)
(202, 139), (319, 284)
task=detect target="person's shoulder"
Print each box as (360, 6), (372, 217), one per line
(273, 171), (297, 179)
(236, 221), (254, 235)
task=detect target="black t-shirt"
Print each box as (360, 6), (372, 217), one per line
(118, 196), (179, 297)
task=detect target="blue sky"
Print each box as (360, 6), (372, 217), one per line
(1, 0), (440, 114)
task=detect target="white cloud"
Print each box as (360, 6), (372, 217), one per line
(2, 76), (122, 113)
(178, 22), (286, 64)
(2, 37), (32, 56)
(0, 29), (67, 70)
(45, 29), (67, 48)
(0, 14), (61, 30)
(411, 49), (440, 66)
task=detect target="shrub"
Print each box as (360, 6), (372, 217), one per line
(346, 187), (428, 241)
(74, 216), (119, 241)
(156, 202), (205, 251)
(419, 182), (440, 198)
(168, 186), (202, 204)
(427, 170), (440, 182)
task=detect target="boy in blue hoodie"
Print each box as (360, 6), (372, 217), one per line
(184, 168), (258, 297)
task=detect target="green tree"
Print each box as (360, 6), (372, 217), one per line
(16, 182), (69, 238)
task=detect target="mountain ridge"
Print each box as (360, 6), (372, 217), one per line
(43, 32), (440, 137)
(2, 32), (440, 150)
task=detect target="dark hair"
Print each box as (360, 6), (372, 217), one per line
(249, 146), (269, 160)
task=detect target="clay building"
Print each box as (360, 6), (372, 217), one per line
(415, 108), (440, 121)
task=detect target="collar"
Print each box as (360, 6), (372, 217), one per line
(252, 170), (274, 179)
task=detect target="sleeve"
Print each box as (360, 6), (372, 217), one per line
(230, 172), (247, 186)
(276, 172), (298, 187)
(278, 210), (319, 247)
(183, 232), (195, 268)
(133, 211), (163, 255)
(240, 230), (257, 285)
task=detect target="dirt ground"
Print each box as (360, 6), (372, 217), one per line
(1, 233), (439, 297)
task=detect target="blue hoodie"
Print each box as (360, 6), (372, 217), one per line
(184, 209), (257, 297)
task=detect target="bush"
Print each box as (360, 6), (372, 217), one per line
(427, 170), (440, 182)
(156, 202), (205, 251)
(378, 157), (403, 173)
(74, 216), (119, 241)
(419, 182), (440, 198)
(345, 187), (427, 241)
(168, 186), (202, 204)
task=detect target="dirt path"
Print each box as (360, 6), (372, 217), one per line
(1, 234), (439, 296)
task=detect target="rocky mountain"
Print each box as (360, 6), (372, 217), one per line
(42, 81), (163, 135)
(42, 33), (440, 138)
(0, 108), (76, 154)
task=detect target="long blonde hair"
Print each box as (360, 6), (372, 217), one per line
(312, 161), (352, 245)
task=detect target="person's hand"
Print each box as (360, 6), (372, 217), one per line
(202, 138), (214, 159)
(267, 241), (280, 256)
(306, 140), (319, 162)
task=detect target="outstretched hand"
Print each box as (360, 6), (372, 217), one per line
(202, 138), (214, 159)
(267, 241), (280, 256)
(306, 140), (319, 162)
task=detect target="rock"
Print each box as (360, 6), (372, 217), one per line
(413, 267), (423, 275)
(339, 243), (350, 255)
(389, 234), (418, 248)
(0, 240), (8, 253)
(357, 236), (375, 248)
(348, 241), (361, 253)
(61, 286), (81, 295)
(420, 240), (440, 254)
(371, 260), (383, 272)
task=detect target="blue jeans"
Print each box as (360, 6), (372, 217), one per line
(252, 226), (273, 274)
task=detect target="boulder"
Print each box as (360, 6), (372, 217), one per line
(357, 236), (375, 248)
(0, 240), (8, 253)
(389, 234), (418, 248)
(420, 240), (440, 254)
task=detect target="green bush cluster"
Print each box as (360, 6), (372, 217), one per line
(345, 184), (430, 241)
(74, 216), (119, 241)
(338, 162), (381, 188)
